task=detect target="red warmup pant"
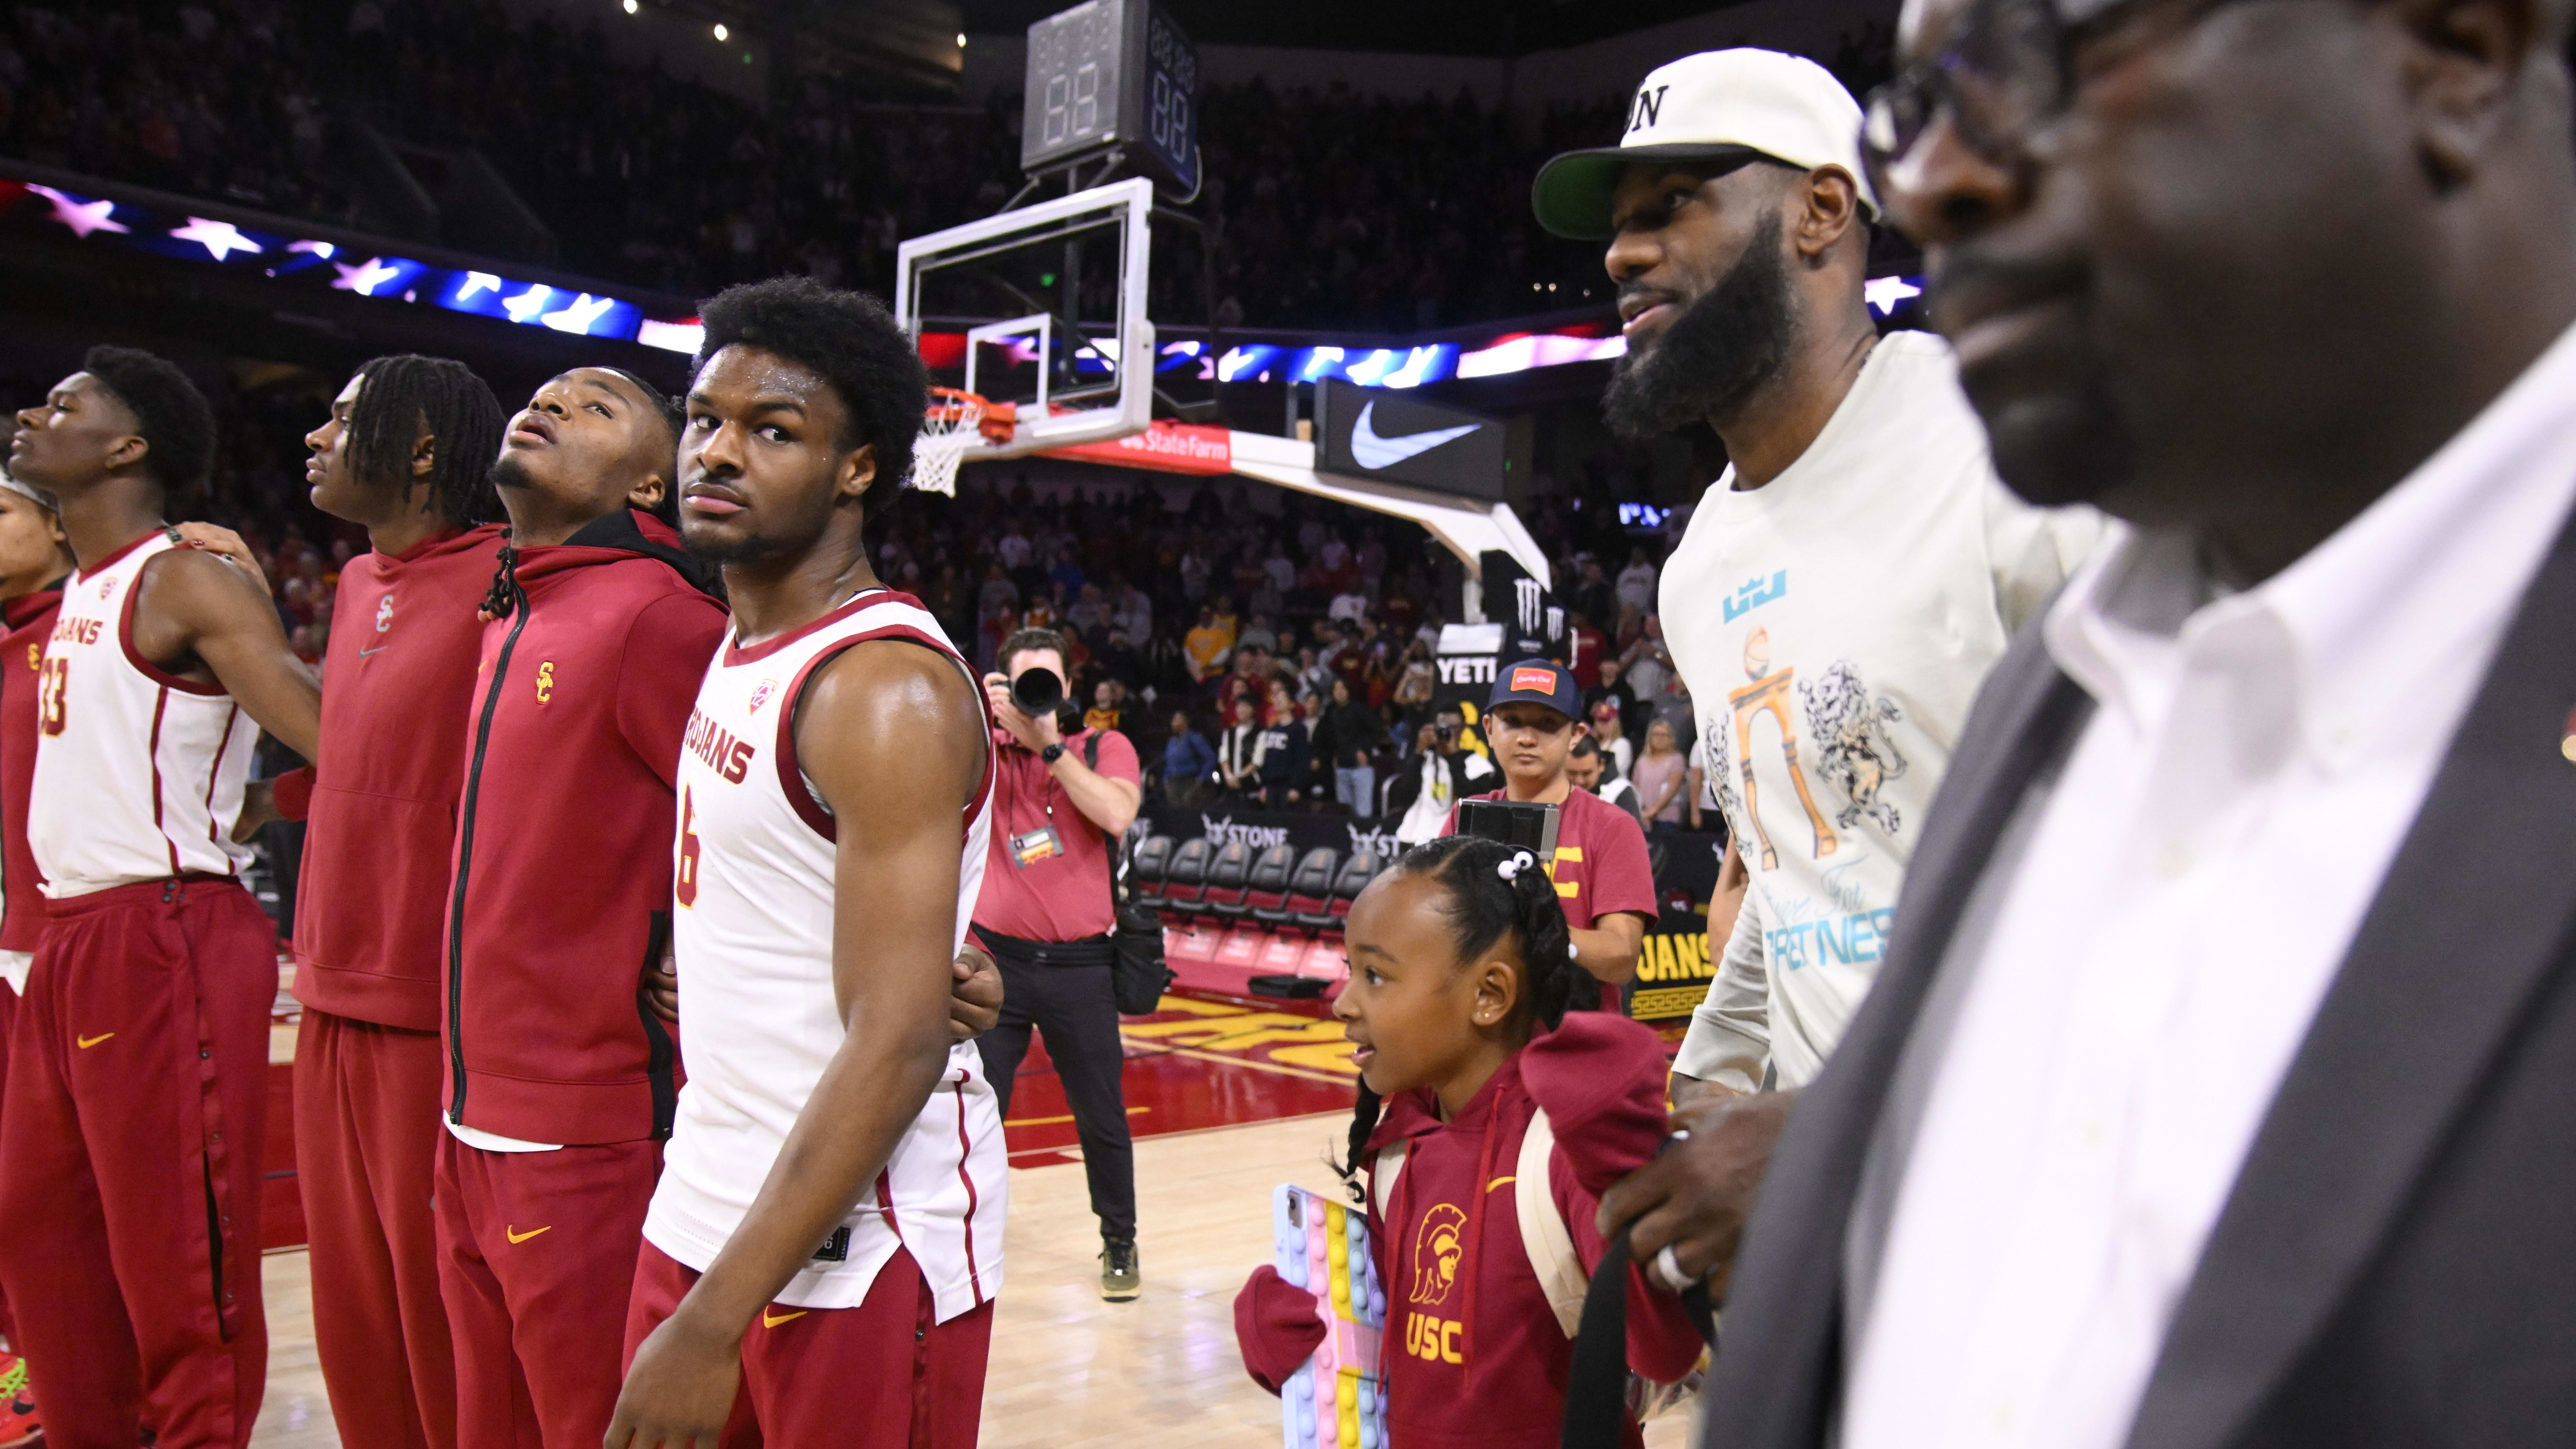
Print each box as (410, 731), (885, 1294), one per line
(622, 1240), (996, 1446)
(296, 1011), (455, 1448)
(0, 877), (276, 1449)
(434, 1131), (661, 1449)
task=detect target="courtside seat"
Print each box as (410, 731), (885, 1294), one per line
(1129, 833), (1174, 899)
(1160, 837), (1213, 918)
(1325, 849), (1383, 931)
(1245, 844), (1301, 924)
(1286, 847), (1343, 930)
(1202, 839), (1256, 920)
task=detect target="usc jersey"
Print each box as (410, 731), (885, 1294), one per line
(29, 531), (255, 896)
(643, 589), (1003, 1319)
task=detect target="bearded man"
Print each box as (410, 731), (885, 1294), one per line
(1526, 47), (2102, 1292)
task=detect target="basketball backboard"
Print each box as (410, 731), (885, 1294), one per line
(893, 177), (1155, 465)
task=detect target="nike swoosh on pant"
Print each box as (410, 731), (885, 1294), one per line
(76, 1032), (114, 1048)
(1348, 401), (1480, 470)
(762, 1308), (808, 1328)
(505, 1225), (551, 1244)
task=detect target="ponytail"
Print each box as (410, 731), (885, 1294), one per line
(1329, 833), (1581, 1204)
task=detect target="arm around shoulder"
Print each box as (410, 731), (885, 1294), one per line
(133, 545), (320, 760)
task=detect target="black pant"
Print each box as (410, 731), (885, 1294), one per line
(973, 931), (1137, 1246)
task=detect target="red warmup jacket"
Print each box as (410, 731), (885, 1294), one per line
(441, 509), (726, 1145)
(0, 585), (62, 953)
(1238, 1013), (1704, 1449)
(274, 524), (505, 1029)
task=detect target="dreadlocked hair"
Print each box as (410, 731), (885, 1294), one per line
(347, 355), (505, 527)
(1336, 834), (1581, 1202)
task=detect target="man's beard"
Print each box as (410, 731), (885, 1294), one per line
(488, 453), (535, 492)
(678, 518), (794, 566)
(1604, 213), (1797, 440)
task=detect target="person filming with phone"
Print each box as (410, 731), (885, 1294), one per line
(971, 627), (1147, 1302)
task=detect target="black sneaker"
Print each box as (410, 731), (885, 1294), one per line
(1100, 1240), (1142, 1301)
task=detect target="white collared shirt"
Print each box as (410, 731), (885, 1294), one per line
(1838, 318), (2576, 1449)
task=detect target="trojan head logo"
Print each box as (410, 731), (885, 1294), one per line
(375, 594), (395, 633)
(1409, 1203), (1467, 1307)
(748, 679), (778, 715)
(535, 661), (556, 704)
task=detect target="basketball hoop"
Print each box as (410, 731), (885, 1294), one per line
(910, 387), (1015, 497)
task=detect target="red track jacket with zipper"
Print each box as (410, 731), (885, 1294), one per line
(0, 584), (62, 954)
(440, 509), (725, 1146)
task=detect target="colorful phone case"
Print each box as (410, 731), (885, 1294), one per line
(1272, 1184), (1390, 1449)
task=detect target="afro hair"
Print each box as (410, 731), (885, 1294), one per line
(82, 345), (216, 494)
(692, 277), (927, 495)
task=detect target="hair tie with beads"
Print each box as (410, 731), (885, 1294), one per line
(1496, 848), (1538, 881)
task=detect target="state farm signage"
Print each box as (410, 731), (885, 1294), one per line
(1041, 420), (1233, 476)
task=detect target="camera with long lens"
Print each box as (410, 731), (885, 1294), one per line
(1009, 665), (1081, 733)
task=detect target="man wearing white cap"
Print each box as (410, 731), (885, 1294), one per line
(1537, 48), (2100, 1278)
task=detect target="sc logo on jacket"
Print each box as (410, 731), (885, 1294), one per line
(535, 661), (556, 704)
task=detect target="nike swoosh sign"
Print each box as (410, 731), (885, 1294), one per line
(505, 1225), (551, 1244)
(76, 1032), (114, 1048)
(358, 646), (387, 657)
(1348, 401), (1479, 470)
(762, 1308), (808, 1328)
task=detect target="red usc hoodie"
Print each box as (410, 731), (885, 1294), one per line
(1241, 1013), (1705, 1449)
(279, 524), (505, 1029)
(442, 509), (726, 1145)
(0, 585), (63, 954)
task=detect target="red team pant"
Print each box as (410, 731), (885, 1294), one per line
(0, 877), (277, 1449)
(0, 979), (17, 1354)
(433, 1131), (661, 1449)
(296, 1012), (455, 1449)
(622, 1240), (996, 1446)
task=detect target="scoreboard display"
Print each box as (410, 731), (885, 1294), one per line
(1021, 0), (1199, 195)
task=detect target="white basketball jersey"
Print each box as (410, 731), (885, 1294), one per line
(644, 589), (1004, 1319)
(30, 532), (256, 897)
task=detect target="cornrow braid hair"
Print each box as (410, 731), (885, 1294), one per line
(1334, 834), (1583, 1203)
(347, 354), (506, 528)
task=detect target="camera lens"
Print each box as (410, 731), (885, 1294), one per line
(1011, 666), (1066, 717)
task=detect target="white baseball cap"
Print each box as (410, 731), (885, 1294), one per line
(1532, 48), (1879, 240)
(0, 468), (56, 515)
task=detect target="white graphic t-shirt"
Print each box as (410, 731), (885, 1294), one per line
(1664, 331), (2103, 1090)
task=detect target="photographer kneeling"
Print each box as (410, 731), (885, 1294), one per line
(974, 628), (1148, 1301)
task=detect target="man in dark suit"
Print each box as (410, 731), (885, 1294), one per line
(1598, 1), (2576, 1446)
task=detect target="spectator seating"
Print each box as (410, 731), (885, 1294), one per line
(1160, 837), (1214, 918)
(1202, 840), (1257, 921)
(1244, 844), (1301, 924)
(1128, 833), (1174, 900)
(1282, 848), (1341, 931)
(1325, 850), (1384, 933)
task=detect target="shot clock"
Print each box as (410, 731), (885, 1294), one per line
(1021, 0), (1200, 195)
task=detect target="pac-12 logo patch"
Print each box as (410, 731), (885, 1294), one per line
(748, 679), (778, 714)
(375, 595), (394, 632)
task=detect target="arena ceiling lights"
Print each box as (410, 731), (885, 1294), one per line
(1, 176), (677, 349)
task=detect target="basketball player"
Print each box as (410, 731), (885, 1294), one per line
(611, 276), (1002, 1443)
(0, 468), (73, 1444)
(228, 355), (506, 1449)
(0, 346), (322, 1447)
(432, 364), (728, 1449)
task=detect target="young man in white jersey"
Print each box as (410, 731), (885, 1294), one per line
(0, 346), (321, 1447)
(611, 277), (1001, 1444)
(1528, 55), (2100, 1291)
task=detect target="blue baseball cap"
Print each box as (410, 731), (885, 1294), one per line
(1489, 659), (1582, 722)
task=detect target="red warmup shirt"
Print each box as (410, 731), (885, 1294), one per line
(275, 524), (504, 1029)
(970, 726), (1140, 942)
(442, 510), (727, 1145)
(0, 585), (62, 953)
(1364, 1014), (1703, 1449)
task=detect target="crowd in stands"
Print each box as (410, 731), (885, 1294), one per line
(0, 0), (1898, 331)
(899, 471), (1703, 826)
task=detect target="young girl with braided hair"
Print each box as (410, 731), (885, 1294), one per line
(1233, 835), (1704, 1448)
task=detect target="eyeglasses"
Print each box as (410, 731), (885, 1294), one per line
(1859, 0), (2250, 205)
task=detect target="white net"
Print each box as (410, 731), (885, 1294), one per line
(909, 390), (984, 497)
